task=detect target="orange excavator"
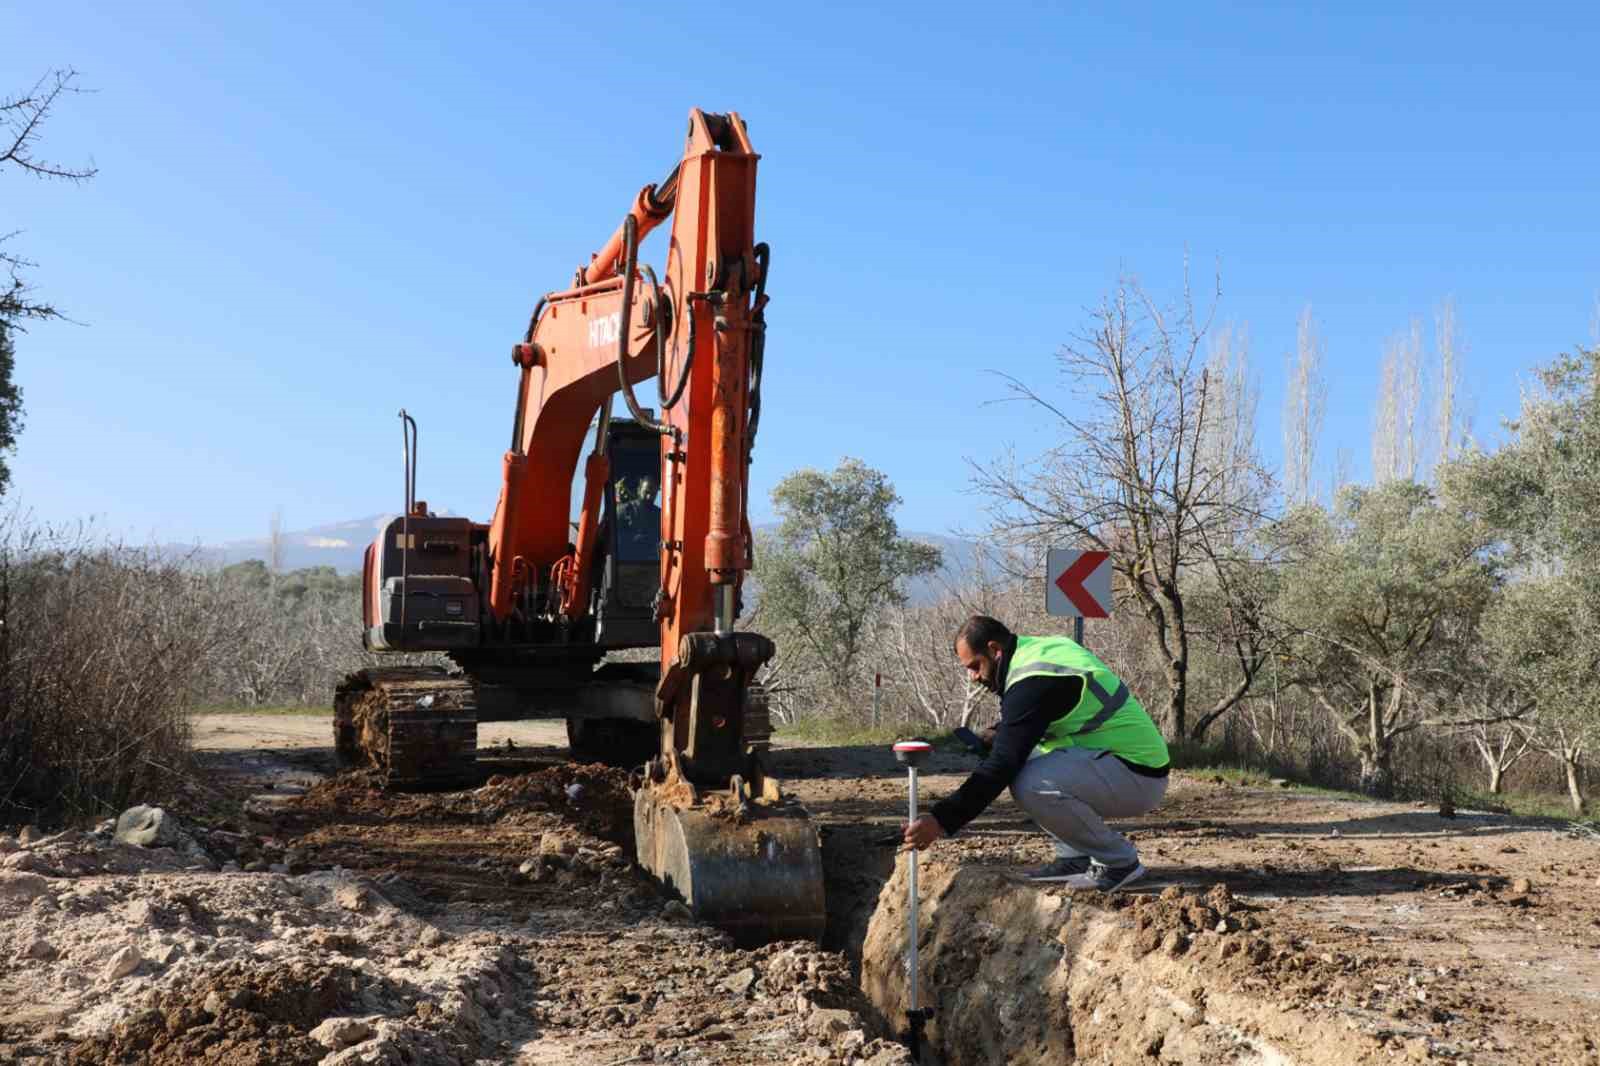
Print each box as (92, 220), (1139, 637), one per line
(333, 110), (823, 941)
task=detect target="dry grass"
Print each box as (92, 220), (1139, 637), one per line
(0, 517), (228, 827)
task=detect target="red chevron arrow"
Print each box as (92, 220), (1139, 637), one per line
(1054, 551), (1110, 617)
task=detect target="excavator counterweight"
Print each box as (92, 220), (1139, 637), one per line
(336, 109), (823, 944)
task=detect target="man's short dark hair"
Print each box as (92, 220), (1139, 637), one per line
(955, 615), (1012, 654)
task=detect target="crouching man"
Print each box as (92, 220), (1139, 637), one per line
(902, 615), (1170, 892)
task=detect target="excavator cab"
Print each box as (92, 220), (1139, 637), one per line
(592, 418), (662, 649)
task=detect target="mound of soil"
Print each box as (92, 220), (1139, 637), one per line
(69, 961), (357, 1065)
(861, 853), (1600, 1065)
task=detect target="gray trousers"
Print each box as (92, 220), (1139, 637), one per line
(1009, 747), (1168, 867)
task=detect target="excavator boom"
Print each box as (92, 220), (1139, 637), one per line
(339, 109), (822, 944)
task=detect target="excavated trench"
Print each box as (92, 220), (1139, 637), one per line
(820, 835), (1382, 1066)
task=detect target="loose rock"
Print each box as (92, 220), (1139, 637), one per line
(335, 884), (370, 912)
(838, 1028), (868, 1056)
(0, 871), (49, 902)
(539, 831), (575, 857)
(104, 945), (142, 980)
(809, 1007), (855, 1038)
(310, 1015), (377, 1050)
(2, 851), (40, 872)
(721, 967), (758, 996)
(114, 806), (182, 847)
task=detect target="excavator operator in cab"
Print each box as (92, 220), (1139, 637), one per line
(902, 614), (1169, 892)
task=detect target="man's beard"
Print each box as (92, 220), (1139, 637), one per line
(980, 657), (1000, 694)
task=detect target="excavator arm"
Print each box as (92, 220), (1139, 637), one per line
(483, 109), (821, 941)
(488, 112), (755, 642)
(341, 110), (818, 941)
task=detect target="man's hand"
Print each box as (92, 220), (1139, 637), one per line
(903, 814), (946, 851)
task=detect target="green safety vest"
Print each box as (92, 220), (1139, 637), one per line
(1004, 636), (1169, 769)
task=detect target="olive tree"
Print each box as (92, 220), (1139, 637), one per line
(1270, 482), (1501, 795)
(1477, 580), (1595, 812)
(752, 459), (941, 714)
(1441, 348), (1600, 812)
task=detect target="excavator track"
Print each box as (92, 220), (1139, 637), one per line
(334, 667), (478, 790)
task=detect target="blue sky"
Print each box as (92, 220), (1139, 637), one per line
(8, 3), (1599, 544)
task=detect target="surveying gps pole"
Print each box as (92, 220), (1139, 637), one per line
(893, 739), (935, 1061)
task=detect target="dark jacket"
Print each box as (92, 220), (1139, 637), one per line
(929, 635), (1084, 836)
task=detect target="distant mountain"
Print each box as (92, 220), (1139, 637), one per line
(205, 516), (981, 605)
(897, 530), (986, 605)
(207, 514), (407, 573)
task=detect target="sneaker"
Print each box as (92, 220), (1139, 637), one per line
(1062, 860), (1146, 893)
(1021, 856), (1092, 882)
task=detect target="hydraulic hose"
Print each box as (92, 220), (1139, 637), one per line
(652, 268), (694, 413)
(615, 215), (677, 437)
(746, 242), (770, 455)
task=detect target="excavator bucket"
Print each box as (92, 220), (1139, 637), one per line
(635, 778), (825, 945)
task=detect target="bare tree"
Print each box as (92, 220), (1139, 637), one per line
(1282, 306), (1326, 507)
(1200, 324), (1260, 513)
(972, 266), (1272, 738)
(1434, 298), (1462, 465)
(1330, 445), (1354, 503)
(267, 508), (286, 575)
(1372, 321), (1423, 484)
(1531, 715), (1593, 815)
(884, 600), (974, 729)
(1467, 721), (1534, 796)
(3, 69), (97, 328)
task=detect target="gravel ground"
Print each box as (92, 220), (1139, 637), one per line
(0, 733), (908, 1065)
(3, 717), (1596, 1065)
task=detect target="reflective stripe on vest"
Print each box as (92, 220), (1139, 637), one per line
(1004, 635), (1169, 769)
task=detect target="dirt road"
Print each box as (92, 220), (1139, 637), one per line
(2, 716), (1596, 1064)
(190, 714), (567, 753)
